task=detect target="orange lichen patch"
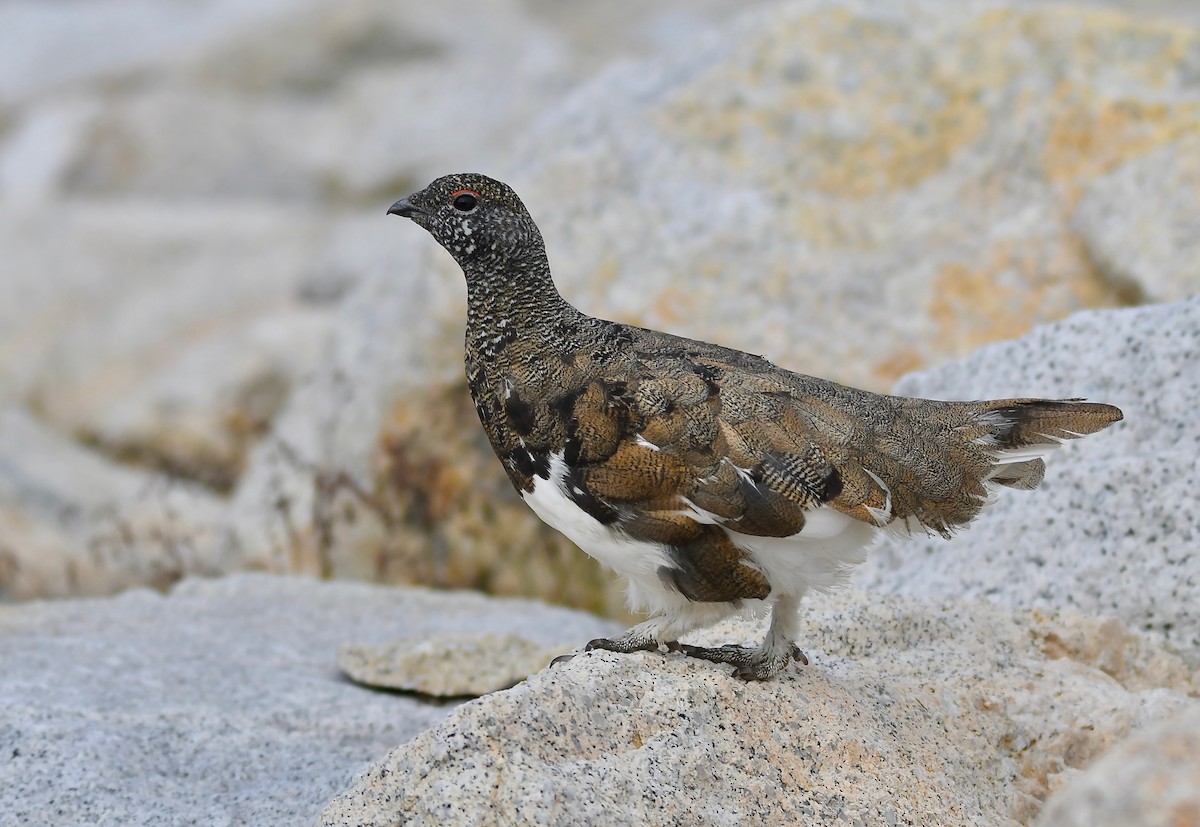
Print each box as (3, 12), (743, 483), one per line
(870, 347), (925, 389)
(590, 253), (621, 292)
(1172, 803), (1200, 827)
(647, 286), (693, 327)
(923, 235), (1127, 367)
(661, 5), (1200, 205)
(665, 81), (988, 201)
(657, 8), (1003, 199)
(804, 84), (989, 198)
(1042, 93), (1200, 209)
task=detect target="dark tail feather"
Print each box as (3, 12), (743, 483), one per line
(984, 398), (1124, 446)
(978, 399), (1122, 490)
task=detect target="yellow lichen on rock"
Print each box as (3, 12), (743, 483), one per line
(919, 234), (1127, 383)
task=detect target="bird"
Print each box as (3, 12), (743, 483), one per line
(387, 172), (1123, 680)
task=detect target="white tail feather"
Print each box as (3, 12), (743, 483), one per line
(991, 442), (1060, 464)
(862, 468), (894, 528)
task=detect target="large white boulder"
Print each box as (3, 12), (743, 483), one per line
(859, 296), (1200, 663)
(319, 590), (1198, 826)
(0, 573), (615, 826)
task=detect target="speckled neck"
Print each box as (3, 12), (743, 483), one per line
(462, 252), (587, 363)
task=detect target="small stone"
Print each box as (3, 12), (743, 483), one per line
(338, 633), (569, 697)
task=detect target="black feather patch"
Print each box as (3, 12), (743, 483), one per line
(504, 390), (536, 436)
(509, 446), (550, 481)
(564, 465), (619, 525)
(562, 434), (582, 467)
(690, 362), (723, 396)
(550, 388), (582, 425)
(759, 447), (842, 505)
(658, 565), (711, 603)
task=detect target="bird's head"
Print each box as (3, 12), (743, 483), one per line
(387, 173), (544, 271)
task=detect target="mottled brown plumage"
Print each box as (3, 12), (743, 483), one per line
(388, 173), (1123, 680)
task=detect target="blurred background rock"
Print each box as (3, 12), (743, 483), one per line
(1, 0), (1197, 616)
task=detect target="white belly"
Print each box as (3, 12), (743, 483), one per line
(522, 452), (879, 613)
(727, 513), (878, 595)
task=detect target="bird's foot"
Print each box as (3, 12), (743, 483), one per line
(678, 642), (807, 681)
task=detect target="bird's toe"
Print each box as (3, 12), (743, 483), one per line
(677, 643), (755, 666)
(584, 636), (660, 654)
(680, 641), (806, 679)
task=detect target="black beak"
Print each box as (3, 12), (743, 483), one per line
(387, 196), (422, 218)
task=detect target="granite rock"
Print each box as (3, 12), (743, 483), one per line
(512, 0), (1200, 391)
(1035, 705), (1200, 827)
(858, 296), (1200, 663)
(0, 201), (332, 491)
(0, 0), (308, 108)
(0, 408), (238, 600)
(51, 0), (571, 202)
(319, 589), (1199, 827)
(1073, 133), (1200, 304)
(0, 0), (769, 201)
(0, 0), (752, 204)
(0, 573), (616, 827)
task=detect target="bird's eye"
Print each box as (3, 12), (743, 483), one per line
(451, 190), (479, 212)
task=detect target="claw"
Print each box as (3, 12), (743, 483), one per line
(549, 651), (578, 668)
